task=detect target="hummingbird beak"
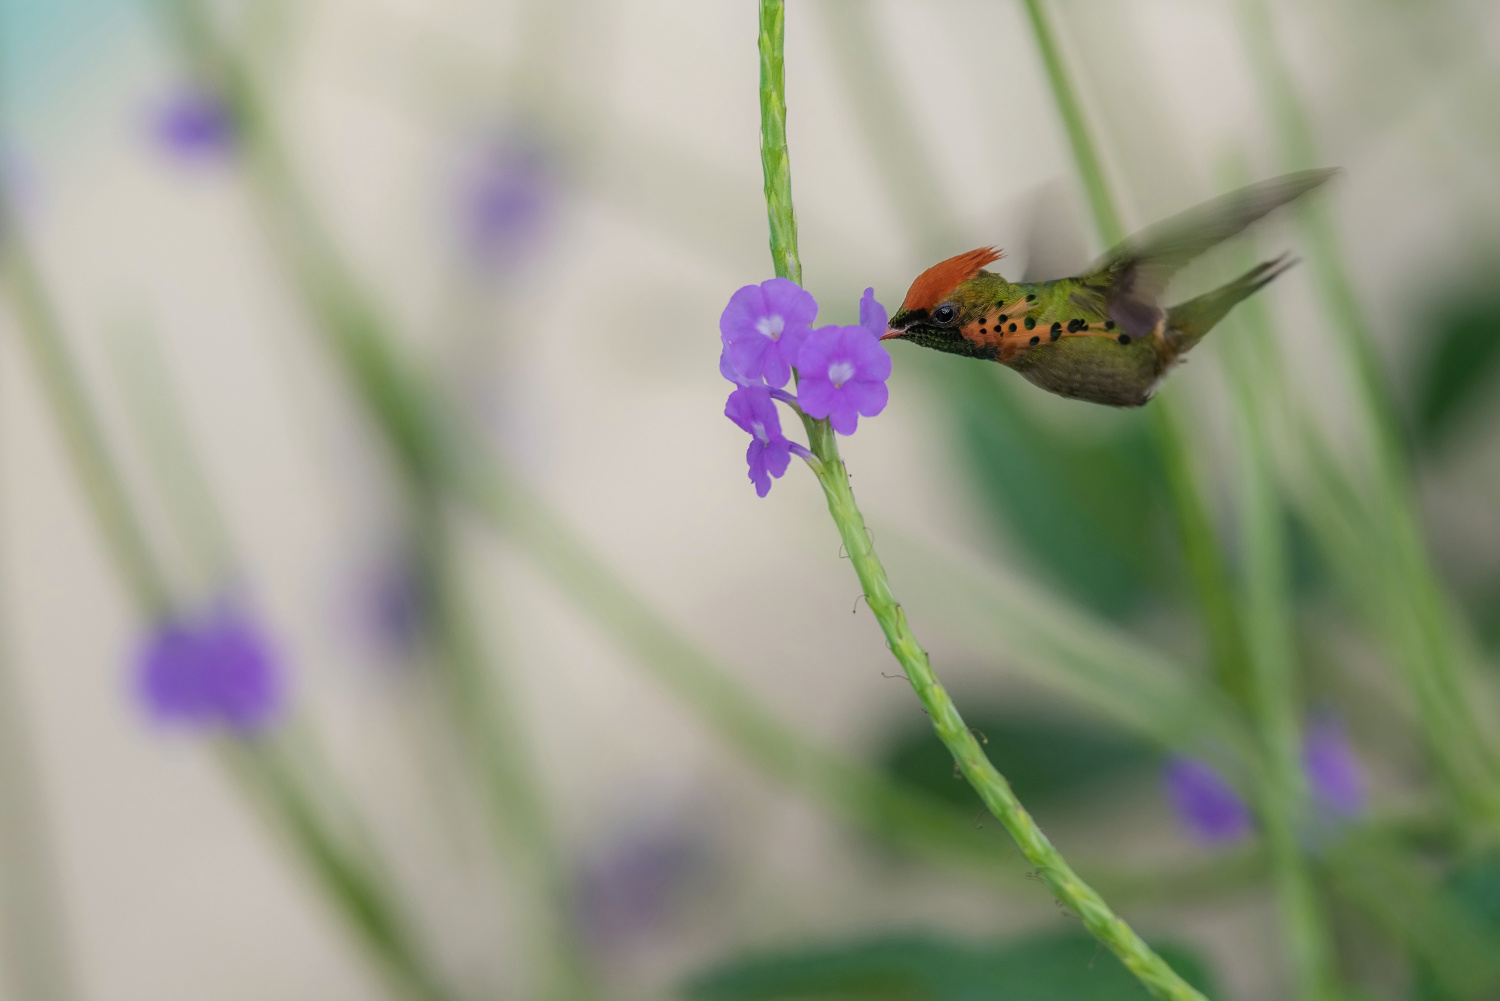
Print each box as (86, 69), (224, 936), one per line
(879, 328), (902, 341)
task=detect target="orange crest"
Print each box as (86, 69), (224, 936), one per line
(900, 247), (1003, 313)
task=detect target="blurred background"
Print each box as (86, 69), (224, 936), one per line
(2, 0), (1500, 1000)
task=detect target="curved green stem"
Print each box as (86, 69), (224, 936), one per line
(800, 421), (1206, 1001)
(757, 3), (1204, 997)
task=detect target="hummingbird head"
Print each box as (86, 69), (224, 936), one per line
(882, 247), (1005, 359)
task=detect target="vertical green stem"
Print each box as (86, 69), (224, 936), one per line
(758, 5), (1204, 998)
(0, 622), (76, 1001)
(1235, 0), (1500, 828)
(759, 0), (802, 285)
(1018, 0), (1124, 247)
(1225, 293), (1336, 1001)
(1019, 0), (1250, 707)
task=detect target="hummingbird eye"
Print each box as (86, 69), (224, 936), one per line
(931, 303), (958, 326)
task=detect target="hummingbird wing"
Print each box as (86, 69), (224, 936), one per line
(1079, 168), (1337, 337)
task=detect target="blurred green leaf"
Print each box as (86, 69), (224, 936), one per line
(1411, 852), (1500, 1001)
(877, 706), (1160, 813)
(683, 930), (1215, 1001)
(933, 356), (1174, 619)
(1413, 268), (1500, 451)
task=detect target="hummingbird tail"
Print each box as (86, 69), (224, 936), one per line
(1165, 253), (1298, 353)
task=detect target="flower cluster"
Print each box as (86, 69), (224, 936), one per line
(135, 602), (285, 734)
(1163, 715), (1366, 846)
(718, 278), (892, 496)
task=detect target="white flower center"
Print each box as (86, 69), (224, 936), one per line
(755, 314), (786, 341)
(827, 361), (855, 388)
(750, 420), (770, 443)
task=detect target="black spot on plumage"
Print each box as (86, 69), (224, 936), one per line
(1026, 294), (1036, 302)
(1104, 320), (1115, 331)
(1067, 318), (1082, 332)
(1008, 323), (1017, 332)
(1050, 321), (1062, 333)
(1029, 335), (1040, 345)
(998, 314), (1008, 324)
(1117, 334), (1131, 345)
(1024, 317), (1035, 330)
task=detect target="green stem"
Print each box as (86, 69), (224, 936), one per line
(218, 743), (456, 1001)
(1225, 289), (1336, 1001)
(417, 502), (594, 1001)
(0, 236), (174, 620)
(759, 0), (802, 285)
(1019, 0), (1251, 709)
(1018, 0), (1124, 247)
(1235, 0), (1500, 829)
(0, 207), (457, 1001)
(801, 424), (1205, 1001)
(758, 5), (1203, 998)
(0, 621), (76, 1001)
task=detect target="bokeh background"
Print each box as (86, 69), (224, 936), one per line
(2, 1), (1500, 1000)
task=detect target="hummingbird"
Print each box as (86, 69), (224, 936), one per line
(881, 169), (1336, 406)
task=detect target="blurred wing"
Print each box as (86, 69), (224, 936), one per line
(1081, 168), (1337, 336)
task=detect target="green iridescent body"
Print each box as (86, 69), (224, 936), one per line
(885, 170), (1335, 406)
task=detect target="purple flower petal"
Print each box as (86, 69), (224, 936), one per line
(719, 279), (818, 388)
(1303, 716), (1365, 817)
(841, 379), (889, 419)
(719, 345), (756, 386)
(1163, 756), (1253, 845)
(727, 386), (794, 496)
(795, 323), (892, 435)
(859, 287), (888, 337)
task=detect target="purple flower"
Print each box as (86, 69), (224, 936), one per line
(795, 307), (892, 435)
(719, 278), (818, 388)
(576, 830), (699, 949)
(725, 385), (793, 497)
(858, 285), (888, 338)
(719, 344), (755, 387)
(1303, 715), (1365, 817)
(1163, 756), (1253, 845)
(153, 88), (236, 159)
(357, 549), (431, 659)
(458, 134), (558, 269)
(135, 604), (284, 734)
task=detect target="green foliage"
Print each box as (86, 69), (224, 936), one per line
(877, 704), (1160, 814)
(1411, 853), (1500, 1001)
(936, 357), (1174, 619)
(683, 930), (1216, 1001)
(1412, 268), (1500, 452)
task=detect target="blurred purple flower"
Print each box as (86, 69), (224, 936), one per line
(1163, 756), (1253, 845)
(720, 278), (818, 388)
(135, 603), (284, 733)
(576, 830), (698, 949)
(795, 313), (891, 435)
(358, 549), (431, 659)
(1303, 715), (1365, 817)
(458, 136), (558, 269)
(725, 385), (794, 497)
(153, 88), (236, 159)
